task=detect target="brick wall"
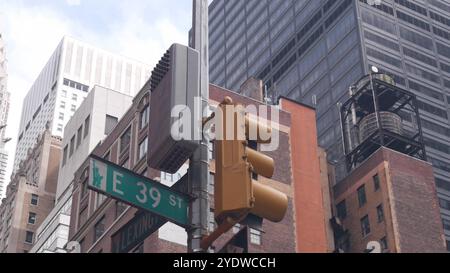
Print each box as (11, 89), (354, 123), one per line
(334, 148), (446, 253)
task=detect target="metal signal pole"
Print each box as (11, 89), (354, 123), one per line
(188, 0), (210, 253)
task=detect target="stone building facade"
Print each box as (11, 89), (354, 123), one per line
(0, 130), (61, 253)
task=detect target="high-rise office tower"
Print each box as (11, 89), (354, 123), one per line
(208, 0), (450, 246)
(13, 36), (152, 173)
(0, 33), (11, 200)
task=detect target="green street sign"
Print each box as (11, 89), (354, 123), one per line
(88, 155), (190, 227)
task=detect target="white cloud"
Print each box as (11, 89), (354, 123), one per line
(66, 0), (81, 7)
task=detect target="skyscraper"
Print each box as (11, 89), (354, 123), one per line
(208, 0), (450, 246)
(0, 33), (11, 200)
(13, 36), (152, 173)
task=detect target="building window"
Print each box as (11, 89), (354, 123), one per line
(81, 181), (88, 199)
(69, 136), (75, 157)
(25, 231), (34, 244)
(60, 101), (66, 109)
(57, 124), (63, 132)
(28, 212), (37, 225)
(77, 126), (83, 148)
(442, 219), (450, 231)
(59, 112), (64, 121)
(120, 127), (131, 153)
(358, 185), (367, 207)
(140, 105), (150, 129)
(115, 201), (128, 219)
(380, 237), (388, 252)
(138, 137), (148, 161)
(63, 78), (89, 92)
(250, 228), (262, 245)
(105, 115), (118, 135)
(439, 198), (450, 210)
(78, 207), (87, 229)
(61, 90), (67, 98)
(84, 116), (90, 138)
(31, 194), (39, 206)
(373, 174), (380, 191)
(337, 200), (347, 219)
(62, 145), (68, 166)
(72, 94), (78, 101)
(361, 215), (371, 237)
(71, 104), (76, 112)
(94, 216), (106, 242)
(96, 193), (107, 209)
(377, 205), (384, 223)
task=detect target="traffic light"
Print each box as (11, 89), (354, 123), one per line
(214, 96), (288, 225)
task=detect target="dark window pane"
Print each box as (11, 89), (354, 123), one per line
(358, 185), (367, 207)
(25, 231), (34, 244)
(120, 127), (132, 153)
(373, 174), (380, 191)
(84, 116), (90, 138)
(361, 215), (371, 237)
(31, 194), (39, 206)
(140, 106), (150, 130)
(94, 216), (106, 242)
(377, 204), (384, 223)
(380, 237), (388, 251)
(337, 200), (347, 219)
(442, 219), (450, 231)
(105, 115), (118, 135)
(28, 212), (37, 225)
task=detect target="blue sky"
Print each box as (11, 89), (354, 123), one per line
(0, 0), (196, 182)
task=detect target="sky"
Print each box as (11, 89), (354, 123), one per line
(0, 0), (196, 184)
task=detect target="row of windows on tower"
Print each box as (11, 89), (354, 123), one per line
(63, 78), (89, 92)
(62, 115), (90, 166)
(363, 0), (450, 36)
(23, 194), (39, 246)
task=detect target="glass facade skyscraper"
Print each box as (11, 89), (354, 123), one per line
(208, 0), (450, 245)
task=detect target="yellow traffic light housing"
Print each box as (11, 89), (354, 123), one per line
(214, 96), (288, 225)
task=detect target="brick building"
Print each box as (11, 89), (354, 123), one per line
(67, 78), (334, 253)
(0, 130), (61, 253)
(333, 147), (447, 253)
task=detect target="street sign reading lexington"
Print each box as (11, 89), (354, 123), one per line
(88, 155), (190, 227)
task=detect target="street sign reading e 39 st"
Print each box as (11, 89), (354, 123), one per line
(88, 155), (190, 227)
